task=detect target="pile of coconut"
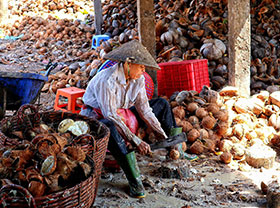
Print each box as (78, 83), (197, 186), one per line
(168, 86), (279, 170)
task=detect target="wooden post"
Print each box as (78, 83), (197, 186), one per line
(228, 0), (251, 97)
(137, 0), (158, 97)
(93, 0), (102, 35)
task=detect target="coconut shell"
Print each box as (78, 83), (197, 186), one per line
(79, 162), (92, 177)
(56, 153), (78, 180)
(234, 98), (250, 113)
(219, 86), (239, 97)
(52, 133), (68, 150)
(28, 181), (46, 197)
(64, 146), (86, 162)
(45, 174), (63, 192)
(41, 155), (57, 176)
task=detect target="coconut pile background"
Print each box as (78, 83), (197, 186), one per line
(1, 0), (280, 207)
(1, 0), (280, 94)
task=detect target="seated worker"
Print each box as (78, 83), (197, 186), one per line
(80, 40), (197, 198)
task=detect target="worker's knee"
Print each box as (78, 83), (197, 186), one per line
(154, 97), (170, 108)
(100, 118), (115, 129)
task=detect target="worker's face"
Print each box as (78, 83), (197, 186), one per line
(128, 63), (145, 79)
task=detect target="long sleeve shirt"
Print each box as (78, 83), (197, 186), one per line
(82, 63), (167, 146)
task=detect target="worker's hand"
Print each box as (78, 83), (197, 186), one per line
(137, 141), (151, 155)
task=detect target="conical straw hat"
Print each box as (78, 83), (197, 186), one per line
(103, 39), (160, 70)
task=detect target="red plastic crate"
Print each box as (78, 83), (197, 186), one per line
(157, 59), (210, 97)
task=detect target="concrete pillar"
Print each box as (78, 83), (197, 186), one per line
(228, 0), (251, 97)
(93, 0), (102, 35)
(137, 0), (158, 97)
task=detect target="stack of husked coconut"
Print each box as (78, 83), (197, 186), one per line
(169, 85), (279, 170)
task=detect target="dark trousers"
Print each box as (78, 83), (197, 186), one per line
(100, 98), (176, 158)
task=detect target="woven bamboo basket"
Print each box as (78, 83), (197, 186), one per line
(0, 104), (110, 207)
(0, 155), (95, 208)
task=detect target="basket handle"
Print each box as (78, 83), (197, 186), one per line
(0, 184), (36, 208)
(72, 134), (96, 158)
(17, 104), (41, 128)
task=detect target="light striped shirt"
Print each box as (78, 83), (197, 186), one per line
(82, 63), (167, 146)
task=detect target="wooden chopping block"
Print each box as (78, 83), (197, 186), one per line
(159, 159), (190, 179)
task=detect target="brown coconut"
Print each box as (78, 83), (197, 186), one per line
(206, 103), (220, 114)
(203, 139), (216, 152)
(220, 152), (233, 164)
(186, 102), (199, 114)
(214, 109), (229, 122)
(170, 101), (178, 108)
(187, 128), (200, 143)
(201, 115), (216, 130)
(181, 120), (193, 133)
(190, 140), (204, 155)
(188, 116), (199, 125)
(195, 107), (208, 119)
(169, 149), (180, 160)
(172, 106), (186, 120)
(215, 121), (229, 136)
(175, 117), (182, 127)
(199, 129), (209, 140)
(209, 133), (222, 146)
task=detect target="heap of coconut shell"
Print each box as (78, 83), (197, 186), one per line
(3, 0), (280, 95)
(0, 118), (93, 197)
(42, 65), (89, 94)
(170, 85), (280, 170)
(96, 0), (280, 94)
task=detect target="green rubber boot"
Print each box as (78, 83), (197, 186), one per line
(116, 151), (146, 198)
(170, 127), (198, 161)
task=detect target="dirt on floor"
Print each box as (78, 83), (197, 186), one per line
(92, 148), (280, 208)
